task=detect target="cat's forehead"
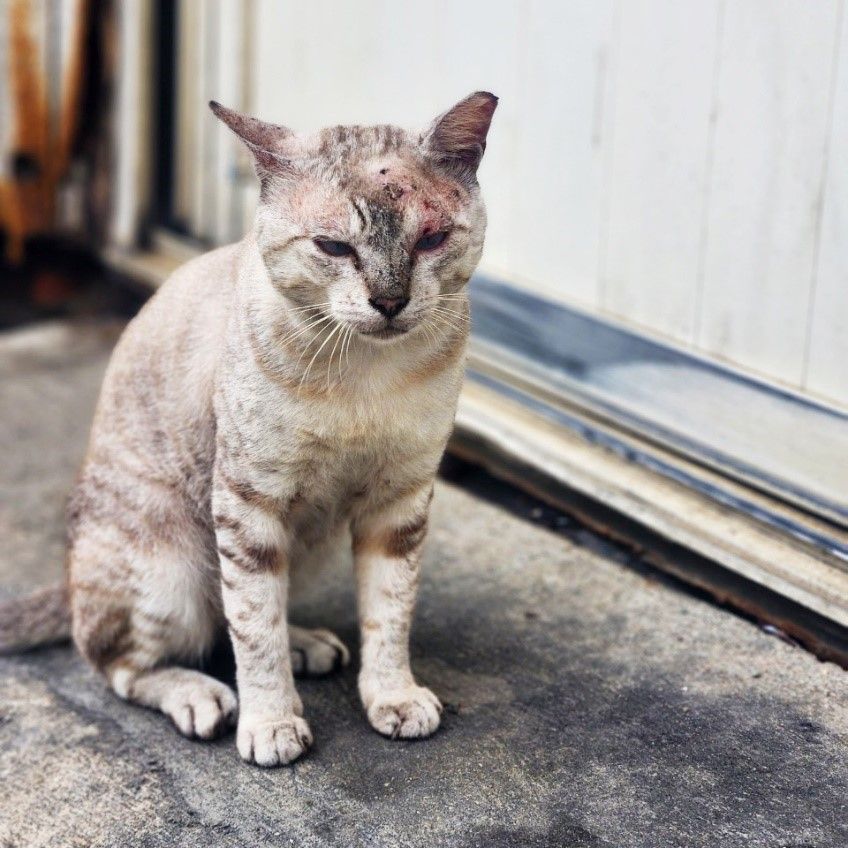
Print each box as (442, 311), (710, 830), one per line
(319, 137), (465, 223)
(351, 160), (466, 241)
(311, 123), (411, 159)
(281, 124), (470, 238)
(304, 125), (455, 193)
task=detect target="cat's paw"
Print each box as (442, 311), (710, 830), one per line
(237, 713), (312, 767)
(290, 626), (351, 677)
(161, 677), (238, 740)
(365, 684), (442, 739)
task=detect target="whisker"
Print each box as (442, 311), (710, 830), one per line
(281, 311), (334, 338)
(278, 313), (334, 348)
(431, 308), (471, 332)
(281, 317), (333, 348)
(420, 321), (438, 350)
(431, 311), (468, 337)
(293, 319), (334, 372)
(338, 326), (352, 384)
(425, 312), (449, 347)
(343, 325), (354, 372)
(432, 304), (470, 318)
(326, 324), (345, 391)
(433, 300), (470, 312)
(432, 306), (470, 322)
(285, 300), (333, 313)
(420, 293), (467, 305)
(300, 323), (341, 392)
(431, 319), (453, 348)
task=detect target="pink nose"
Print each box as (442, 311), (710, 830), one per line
(368, 296), (409, 318)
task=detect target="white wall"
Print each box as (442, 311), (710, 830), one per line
(176, 0), (848, 409)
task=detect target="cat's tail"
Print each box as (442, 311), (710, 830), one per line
(0, 582), (71, 653)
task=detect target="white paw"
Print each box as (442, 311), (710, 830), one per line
(161, 678), (238, 740)
(290, 627), (351, 677)
(365, 685), (442, 739)
(237, 713), (312, 767)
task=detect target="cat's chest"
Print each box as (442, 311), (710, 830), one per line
(270, 406), (439, 541)
(249, 378), (449, 486)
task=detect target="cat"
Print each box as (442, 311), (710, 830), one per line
(0, 92), (497, 766)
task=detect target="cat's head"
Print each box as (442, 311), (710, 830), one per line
(210, 93), (497, 342)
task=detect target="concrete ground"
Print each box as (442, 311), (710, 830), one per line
(1, 318), (847, 848)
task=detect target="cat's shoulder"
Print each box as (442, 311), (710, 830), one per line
(164, 241), (243, 295)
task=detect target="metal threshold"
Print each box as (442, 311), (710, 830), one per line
(102, 244), (848, 641)
(464, 275), (848, 636)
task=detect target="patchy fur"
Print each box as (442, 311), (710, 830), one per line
(0, 92), (497, 766)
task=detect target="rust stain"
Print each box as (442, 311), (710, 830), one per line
(57, 0), (90, 170)
(0, 0), (90, 263)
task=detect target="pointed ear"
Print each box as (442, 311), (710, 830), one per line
(422, 91), (498, 181)
(209, 101), (294, 180)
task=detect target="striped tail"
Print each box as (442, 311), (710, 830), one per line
(0, 583), (71, 653)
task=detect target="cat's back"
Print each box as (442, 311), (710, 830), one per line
(120, 241), (240, 366)
(80, 241), (243, 487)
(103, 242), (240, 403)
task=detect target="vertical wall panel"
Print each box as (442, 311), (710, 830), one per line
(173, 0), (199, 229)
(601, 0), (719, 343)
(211, 0), (247, 245)
(180, 0), (846, 407)
(510, 0), (615, 309)
(806, 3), (848, 407)
(111, 0), (153, 248)
(252, 0), (525, 273)
(698, 1), (840, 384)
(254, 0), (382, 130)
(193, 0), (218, 241)
(436, 1), (525, 275)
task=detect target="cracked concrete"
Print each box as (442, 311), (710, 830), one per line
(1, 318), (847, 848)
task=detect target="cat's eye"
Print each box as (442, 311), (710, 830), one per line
(314, 238), (355, 258)
(414, 231), (448, 252)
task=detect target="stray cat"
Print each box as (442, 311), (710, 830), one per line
(0, 92), (497, 766)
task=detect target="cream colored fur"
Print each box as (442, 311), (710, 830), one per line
(4, 92), (497, 767)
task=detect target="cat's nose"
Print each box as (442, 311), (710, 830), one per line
(368, 296), (409, 318)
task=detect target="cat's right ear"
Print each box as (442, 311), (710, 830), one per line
(209, 101), (295, 182)
(422, 91), (498, 183)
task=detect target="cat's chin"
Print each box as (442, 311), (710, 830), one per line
(359, 325), (410, 343)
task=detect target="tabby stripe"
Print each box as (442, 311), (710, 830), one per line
(219, 471), (281, 513)
(217, 542), (281, 574)
(228, 622), (263, 654)
(385, 514), (429, 558)
(213, 512), (243, 533)
(352, 513), (429, 558)
(219, 572), (238, 593)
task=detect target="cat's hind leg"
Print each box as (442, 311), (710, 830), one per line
(73, 580), (239, 740)
(289, 625), (350, 677)
(287, 529), (352, 677)
(109, 665), (237, 739)
(69, 508), (237, 740)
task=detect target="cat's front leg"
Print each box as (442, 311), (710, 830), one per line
(352, 483), (442, 739)
(213, 475), (310, 767)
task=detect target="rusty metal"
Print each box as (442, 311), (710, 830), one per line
(0, 0), (91, 263)
(448, 432), (848, 670)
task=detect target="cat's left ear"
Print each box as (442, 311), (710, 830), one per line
(209, 101), (295, 181)
(422, 91), (498, 182)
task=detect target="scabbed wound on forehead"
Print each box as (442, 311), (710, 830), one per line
(279, 139), (470, 247)
(209, 92), (497, 236)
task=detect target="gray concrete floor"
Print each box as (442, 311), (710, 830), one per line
(1, 319), (847, 848)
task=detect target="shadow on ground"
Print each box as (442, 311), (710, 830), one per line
(1, 318), (847, 848)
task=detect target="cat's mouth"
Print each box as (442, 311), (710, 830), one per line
(361, 324), (409, 341)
